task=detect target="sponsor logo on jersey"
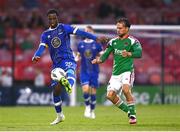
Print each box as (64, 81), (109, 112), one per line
(114, 49), (123, 55)
(51, 37), (61, 48)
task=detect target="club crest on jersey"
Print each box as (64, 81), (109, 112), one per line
(51, 37), (61, 48)
(84, 49), (92, 58)
(124, 42), (129, 46)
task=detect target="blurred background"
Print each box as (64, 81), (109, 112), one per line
(0, 0), (180, 106)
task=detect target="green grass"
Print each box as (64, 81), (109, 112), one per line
(0, 105), (180, 131)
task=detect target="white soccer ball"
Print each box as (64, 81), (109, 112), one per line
(51, 68), (66, 81)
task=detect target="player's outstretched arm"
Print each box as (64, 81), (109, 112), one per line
(74, 27), (108, 44)
(32, 44), (46, 64)
(75, 29), (97, 40)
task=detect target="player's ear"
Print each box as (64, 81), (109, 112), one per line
(126, 27), (130, 32)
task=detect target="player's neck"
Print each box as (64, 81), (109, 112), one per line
(49, 23), (59, 30)
(118, 33), (129, 40)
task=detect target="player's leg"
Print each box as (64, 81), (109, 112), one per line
(122, 84), (136, 124)
(80, 71), (91, 118)
(60, 61), (77, 93)
(82, 84), (90, 107)
(50, 82), (65, 125)
(89, 75), (98, 119)
(106, 76), (129, 113)
(106, 90), (129, 113)
(121, 71), (136, 124)
(90, 87), (96, 119)
(82, 84), (91, 118)
(62, 68), (76, 93)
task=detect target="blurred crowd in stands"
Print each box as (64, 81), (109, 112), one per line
(0, 0), (180, 87)
(0, 0), (180, 29)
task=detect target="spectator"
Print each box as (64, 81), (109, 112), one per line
(28, 9), (45, 28)
(34, 69), (45, 87)
(0, 68), (13, 87)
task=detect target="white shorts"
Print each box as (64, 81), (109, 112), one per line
(107, 71), (135, 94)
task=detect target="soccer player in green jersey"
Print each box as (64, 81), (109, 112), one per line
(92, 17), (142, 124)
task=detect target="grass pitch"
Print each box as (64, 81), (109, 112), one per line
(0, 105), (180, 131)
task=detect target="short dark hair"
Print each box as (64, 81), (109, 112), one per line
(117, 17), (131, 28)
(86, 25), (94, 31)
(47, 9), (59, 16)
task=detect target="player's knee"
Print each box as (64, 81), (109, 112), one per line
(91, 88), (96, 94)
(82, 85), (90, 93)
(106, 90), (116, 102)
(122, 84), (131, 94)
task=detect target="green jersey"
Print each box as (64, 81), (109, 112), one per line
(100, 36), (142, 75)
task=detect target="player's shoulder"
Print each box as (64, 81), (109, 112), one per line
(128, 35), (140, 45)
(40, 29), (49, 38)
(42, 26), (56, 34)
(108, 37), (119, 46)
(42, 23), (63, 35)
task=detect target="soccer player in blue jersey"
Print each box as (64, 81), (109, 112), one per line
(76, 26), (103, 119)
(32, 9), (104, 125)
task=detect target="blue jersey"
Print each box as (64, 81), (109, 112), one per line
(33, 23), (98, 87)
(78, 40), (102, 74)
(33, 23), (97, 68)
(41, 24), (75, 64)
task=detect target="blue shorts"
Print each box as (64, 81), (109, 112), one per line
(80, 72), (99, 88)
(51, 59), (76, 88)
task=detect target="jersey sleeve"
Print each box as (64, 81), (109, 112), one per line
(75, 29), (97, 41)
(131, 40), (142, 58)
(33, 45), (46, 57)
(63, 24), (76, 34)
(97, 43), (103, 53)
(33, 33), (48, 57)
(64, 24), (97, 41)
(100, 41), (113, 62)
(40, 33), (48, 47)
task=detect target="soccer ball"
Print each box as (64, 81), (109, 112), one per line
(51, 68), (66, 81)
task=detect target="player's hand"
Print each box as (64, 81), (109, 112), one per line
(74, 52), (80, 62)
(96, 36), (109, 44)
(32, 56), (40, 63)
(91, 58), (102, 64)
(122, 50), (132, 57)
